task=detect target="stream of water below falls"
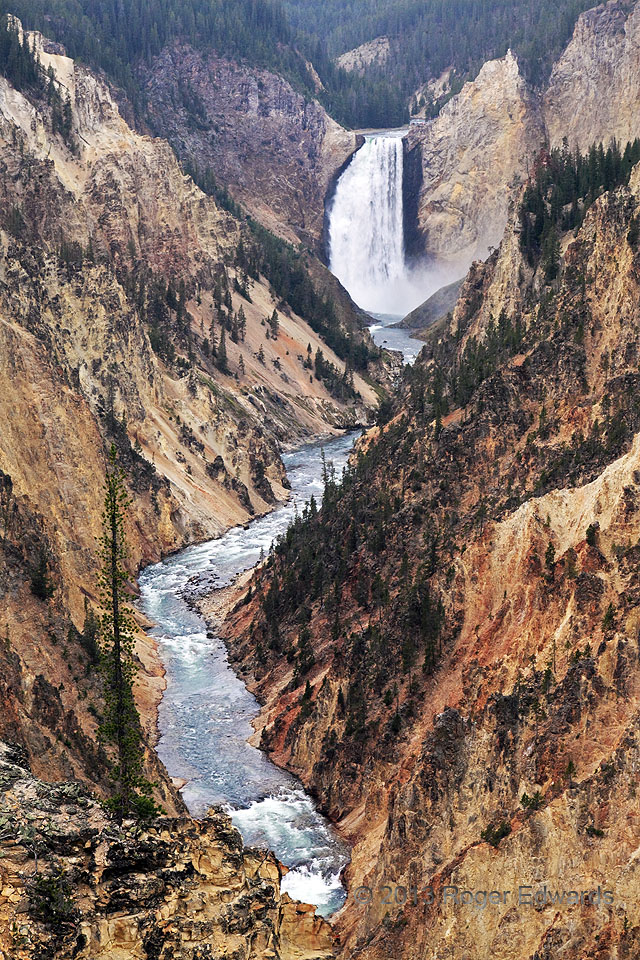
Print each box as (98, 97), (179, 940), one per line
(138, 433), (357, 917)
(139, 126), (425, 915)
(367, 312), (423, 364)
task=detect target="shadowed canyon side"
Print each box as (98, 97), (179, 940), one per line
(142, 46), (357, 251)
(220, 152), (640, 958)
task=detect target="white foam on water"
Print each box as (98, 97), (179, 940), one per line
(281, 863), (345, 917)
(329, 133), (407, 314)
(229, 790), (347, 917)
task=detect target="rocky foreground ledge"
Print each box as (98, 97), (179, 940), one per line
(0, 743), (335, 960)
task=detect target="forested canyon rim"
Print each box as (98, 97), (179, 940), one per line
(3, 0), (640, 959)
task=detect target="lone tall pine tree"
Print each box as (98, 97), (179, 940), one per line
(98, 445), (157, 819)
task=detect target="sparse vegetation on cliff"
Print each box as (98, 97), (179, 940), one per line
(1, 16), (77, 150)
(0, 15), (41, 90)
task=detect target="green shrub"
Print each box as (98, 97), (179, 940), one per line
(28, 870), (76, 927)
(481, 821), (511, 847)
(520, 791), (544, 811)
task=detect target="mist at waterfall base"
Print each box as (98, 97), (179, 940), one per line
(139, 434), (356, 917)
(328, 132), (459, 317)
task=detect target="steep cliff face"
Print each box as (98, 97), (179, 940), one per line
(143, 45), (357, 249)
(0, 743), (335, 960)
(219, 162), (640, 958)
(405, 0), (640, 283)
(405, 51), (544, 268)
(335, 38), (390, 75)
(544, 0), (640, 151)
(0, 27), (379, 801)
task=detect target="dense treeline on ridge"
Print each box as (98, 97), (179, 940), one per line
(285, 0), (602, 127)
(1, 0), (604, 129)
(520, 139), (640, 277)
(0, 0), (314, 113)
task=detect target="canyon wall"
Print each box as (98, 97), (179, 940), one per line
(544, 0), (640, 151)
(404, 51), (544, 268)
(0, 27), (378, 802)
(220, 154), (640, 959)
(143, 46), (357, 249)
(406, 0), (640, 285)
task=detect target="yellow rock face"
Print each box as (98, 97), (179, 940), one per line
(0, 29), (377, 802)
(405, 51), (544, 268)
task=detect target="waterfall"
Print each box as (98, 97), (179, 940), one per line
(328, 133), (407, 314)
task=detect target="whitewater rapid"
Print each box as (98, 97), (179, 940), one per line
(139, 434), (356, 917)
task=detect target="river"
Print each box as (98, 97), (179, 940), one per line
(367, 311), (424, 364)
(139, 433), (357, 917)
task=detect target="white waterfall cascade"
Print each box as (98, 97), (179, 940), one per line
(328, 132), (409, 314)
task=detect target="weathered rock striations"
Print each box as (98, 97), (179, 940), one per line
(404, 51), (545, 268)
(544, 0), (640, 152)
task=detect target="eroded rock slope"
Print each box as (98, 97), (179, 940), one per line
(0, 25), (378, 801)
(219, 153), (640, 960)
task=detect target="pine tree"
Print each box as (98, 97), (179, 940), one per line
(238, 305), (247, 341)
(545, 541), (556, 577)
(30, 550), (54, 601)
(98, 445), (157, 820)
(217, 326), (228, 372)
(210, 317), (217, 357)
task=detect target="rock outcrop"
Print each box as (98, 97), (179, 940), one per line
(398, 277), (463, 330)
(143, 46), (357, 249)
(544, 0), (640, 151)
(335, 38), (390, 76)
(0, 742), (335, 960)
(405, 51), (544, 267)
